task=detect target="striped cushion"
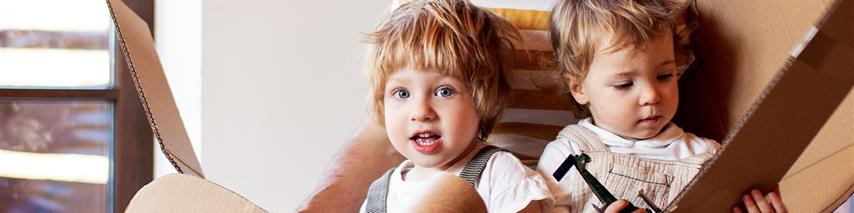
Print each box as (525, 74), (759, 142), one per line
(392, 0), (571, 161)
(487, 1), (575, 162)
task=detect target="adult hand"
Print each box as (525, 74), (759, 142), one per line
(408, 171), (487, 213)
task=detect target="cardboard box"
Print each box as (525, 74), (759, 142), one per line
(107, 0), (852, 211)
(106, 0), (266, 212)
(671, 0), (853, 211)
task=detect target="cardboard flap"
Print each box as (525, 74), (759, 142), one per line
(778, 92), (854, 212)
(107, 0), (205, 177)
(677, 0), (837, 140)
(126, 174), (266, 212)
(672, 0), (854, 211)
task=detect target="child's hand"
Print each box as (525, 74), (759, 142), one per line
(732, 188), (787, 213)
(604, 200), (647, 213)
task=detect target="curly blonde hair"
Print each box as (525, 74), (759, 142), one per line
(364, 0), (520, 140)
(549, 0), (698, 116)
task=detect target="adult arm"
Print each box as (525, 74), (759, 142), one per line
(297, 119), (404, 212)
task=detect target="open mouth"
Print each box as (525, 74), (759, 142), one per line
(410, 132), (442, 153)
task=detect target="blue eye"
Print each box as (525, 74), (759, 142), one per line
(614, 82), (633, 90)
(394, 89), (411, 99)
(435, 87), (455, 97)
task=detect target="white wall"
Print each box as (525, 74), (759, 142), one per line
(201, 0), (389, 211)
(154, 0), (203, 179)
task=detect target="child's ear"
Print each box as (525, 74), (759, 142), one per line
(567, 77), (589, 105)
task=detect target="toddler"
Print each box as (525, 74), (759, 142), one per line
(538, 0), (722, 211)
(359, 0), (554, 212)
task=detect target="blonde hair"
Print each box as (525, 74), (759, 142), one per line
(365, 0), (520, 140)
(549, 0), (697, 115)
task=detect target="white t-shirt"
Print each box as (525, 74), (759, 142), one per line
(539, 118), (719, 162)
(360, 151), (554, 213)
(537, 118), (719, 212)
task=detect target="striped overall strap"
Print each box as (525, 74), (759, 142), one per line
(459, 145), (505, 187)
(364, 146), (503, 212)
(365, 168), (395, 213)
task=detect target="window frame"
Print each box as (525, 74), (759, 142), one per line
(0, 0), (154, 212)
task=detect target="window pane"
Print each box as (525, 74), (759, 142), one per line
(0, 0), (113, 89)
(0, 101), (113, 212)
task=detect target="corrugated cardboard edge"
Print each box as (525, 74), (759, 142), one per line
(824, 184), (854, 212)
(670, 0), (854, 211)
(106, 0), (205, 177)
(126, 174), (268, 212)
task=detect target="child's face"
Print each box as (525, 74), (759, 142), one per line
(383, 67), (480, 169)
(569, 31), (679, 139)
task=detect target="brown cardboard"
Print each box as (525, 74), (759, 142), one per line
(671, 0), (854, 211)
(108, 0), (267, 211)
(107, 0), (204, 177)
(106, 0), (853, 211)
(125, 174), (266, 213)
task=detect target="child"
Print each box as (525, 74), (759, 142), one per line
(537, 0), (785, 212)
(358, 0), (554, 212)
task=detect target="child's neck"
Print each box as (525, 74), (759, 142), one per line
(404, 141), (483, 182)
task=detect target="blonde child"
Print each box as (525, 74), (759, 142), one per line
(537, 0), (785, 212)
(358, 0), (553, 212)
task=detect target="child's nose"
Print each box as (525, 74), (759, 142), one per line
(410, 99), (437, 122)
(639, 85), (661, 106)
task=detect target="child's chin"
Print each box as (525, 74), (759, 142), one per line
(411, 158), (448, 169)
(625, 129), (661, 140)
